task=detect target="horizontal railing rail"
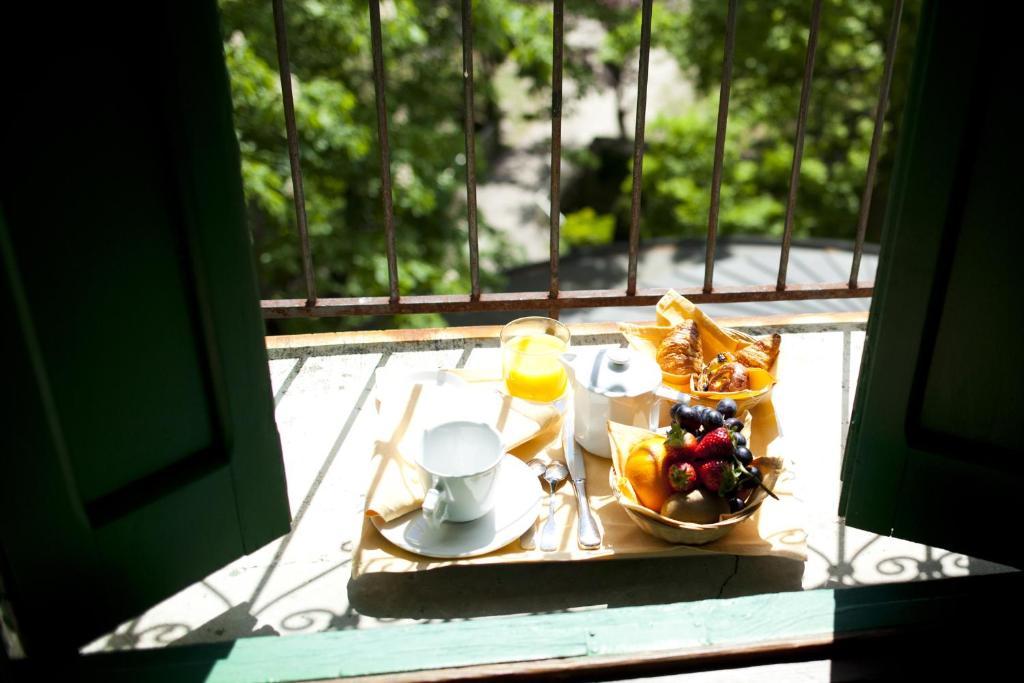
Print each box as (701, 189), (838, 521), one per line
(261, 0), (904, 320)
(261, 282), (874, 318)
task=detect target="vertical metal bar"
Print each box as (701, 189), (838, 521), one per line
(777, 0), (823, 291)
(368, 0), (399, 303)
(461, 0), (481, 300)
(626, 0), (654, 297)
(703, 0), (738, 294)
(548, 0), (564, 318)
(850, 0), (904, 288)
(272, 0), (317, 306)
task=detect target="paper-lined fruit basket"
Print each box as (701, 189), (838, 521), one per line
(607, 420), (784, 545)
(619, 290), (779, 415)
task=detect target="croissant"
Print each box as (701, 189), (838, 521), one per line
(735, 333), (781, 370)
(657, 320), (703, 376)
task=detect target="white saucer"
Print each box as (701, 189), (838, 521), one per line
(372, 455), (541, 559)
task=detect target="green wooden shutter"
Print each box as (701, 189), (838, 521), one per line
(841, 2), (1023, 567)
(0, 2), (290, 654)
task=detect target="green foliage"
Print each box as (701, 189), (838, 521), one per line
(562, 208), (616, 248)
(221, 0), (921, 333)
(634, 0), (921, 241)
(219, 0), (551, 331)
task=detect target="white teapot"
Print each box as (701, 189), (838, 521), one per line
(560, 347), (688, 457)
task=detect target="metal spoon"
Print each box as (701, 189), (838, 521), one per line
(539, 461), (569, 552)
(519, 458), (549, 550)
(526, 458), (547, 480)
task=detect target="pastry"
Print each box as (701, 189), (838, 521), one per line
(705, 361), (749, 392)
(656, 320), (703, 376)
(735, 333), (781, 370)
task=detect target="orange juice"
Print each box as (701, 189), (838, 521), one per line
(502, 333), (568, 402)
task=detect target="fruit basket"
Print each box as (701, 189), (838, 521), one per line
(619, 290), (778, 415)
(607, 420), (783, 545)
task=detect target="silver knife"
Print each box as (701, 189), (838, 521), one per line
(563, 415), (602, 549)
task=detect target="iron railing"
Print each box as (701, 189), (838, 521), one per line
(261, 0), (904, 320)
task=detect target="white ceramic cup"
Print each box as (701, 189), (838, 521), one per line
(418, 421), (504, 526)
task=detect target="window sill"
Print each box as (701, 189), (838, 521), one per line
(73, 312), (1016, 679)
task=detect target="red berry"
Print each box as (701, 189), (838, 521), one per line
(697, 458), (740, 495)
(664, 425), (700, 466)
(667, 461), (698, 493)
(696, 427), (734, 461)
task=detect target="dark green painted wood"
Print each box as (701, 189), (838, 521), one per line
(11, 572), (1022, 682)
(0, 2), (289, 654)
(841, 1), (1023, 566)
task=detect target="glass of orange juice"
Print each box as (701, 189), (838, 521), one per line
(500, 316), (571, 403)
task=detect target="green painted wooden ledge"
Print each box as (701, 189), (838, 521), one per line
(16, 572), (1021, 682)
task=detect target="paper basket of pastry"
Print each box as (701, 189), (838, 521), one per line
(619, 290), (779, 416)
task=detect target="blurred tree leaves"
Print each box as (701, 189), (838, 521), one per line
(632, 0), (920, 242)
(220, 0), (920, 332)
(562, 208), (616, 248)
(220, 0), (550, 331)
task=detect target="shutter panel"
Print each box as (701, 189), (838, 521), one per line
(0, 1), (290, 653)
(841, 1), (1023, 567)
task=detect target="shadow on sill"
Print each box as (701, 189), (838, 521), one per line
(346, 553), (804, 621)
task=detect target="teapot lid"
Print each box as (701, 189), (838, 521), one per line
(572, 347), (663, 397)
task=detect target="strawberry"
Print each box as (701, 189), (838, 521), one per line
(696, 427), (735, 461)
(667, 461), (698, 493)
(664, 425), (700, 492)
(664, 424), (699, 463)
(697, 458), (740, 495)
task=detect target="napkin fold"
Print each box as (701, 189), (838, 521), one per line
(365, 381), (561, 522)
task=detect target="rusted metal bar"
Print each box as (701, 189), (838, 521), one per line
(703, 0), (738, 294)
(626, 0), (654, 296)
(271, 0), (317, 306)
(461, 0), (481, 300)
(549, 0), (564, 318)
(262, 281), (874, 318)
(369, 0), (399, 303)
(850, 0), (904, 288)
(777, 0), (823, 291)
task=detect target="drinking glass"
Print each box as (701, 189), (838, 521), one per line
(500, 316), (571, 403)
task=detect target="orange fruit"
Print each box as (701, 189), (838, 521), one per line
(623, 436), (673, 512)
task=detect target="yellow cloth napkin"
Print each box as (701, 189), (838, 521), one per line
(365, 381), (561, 522)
